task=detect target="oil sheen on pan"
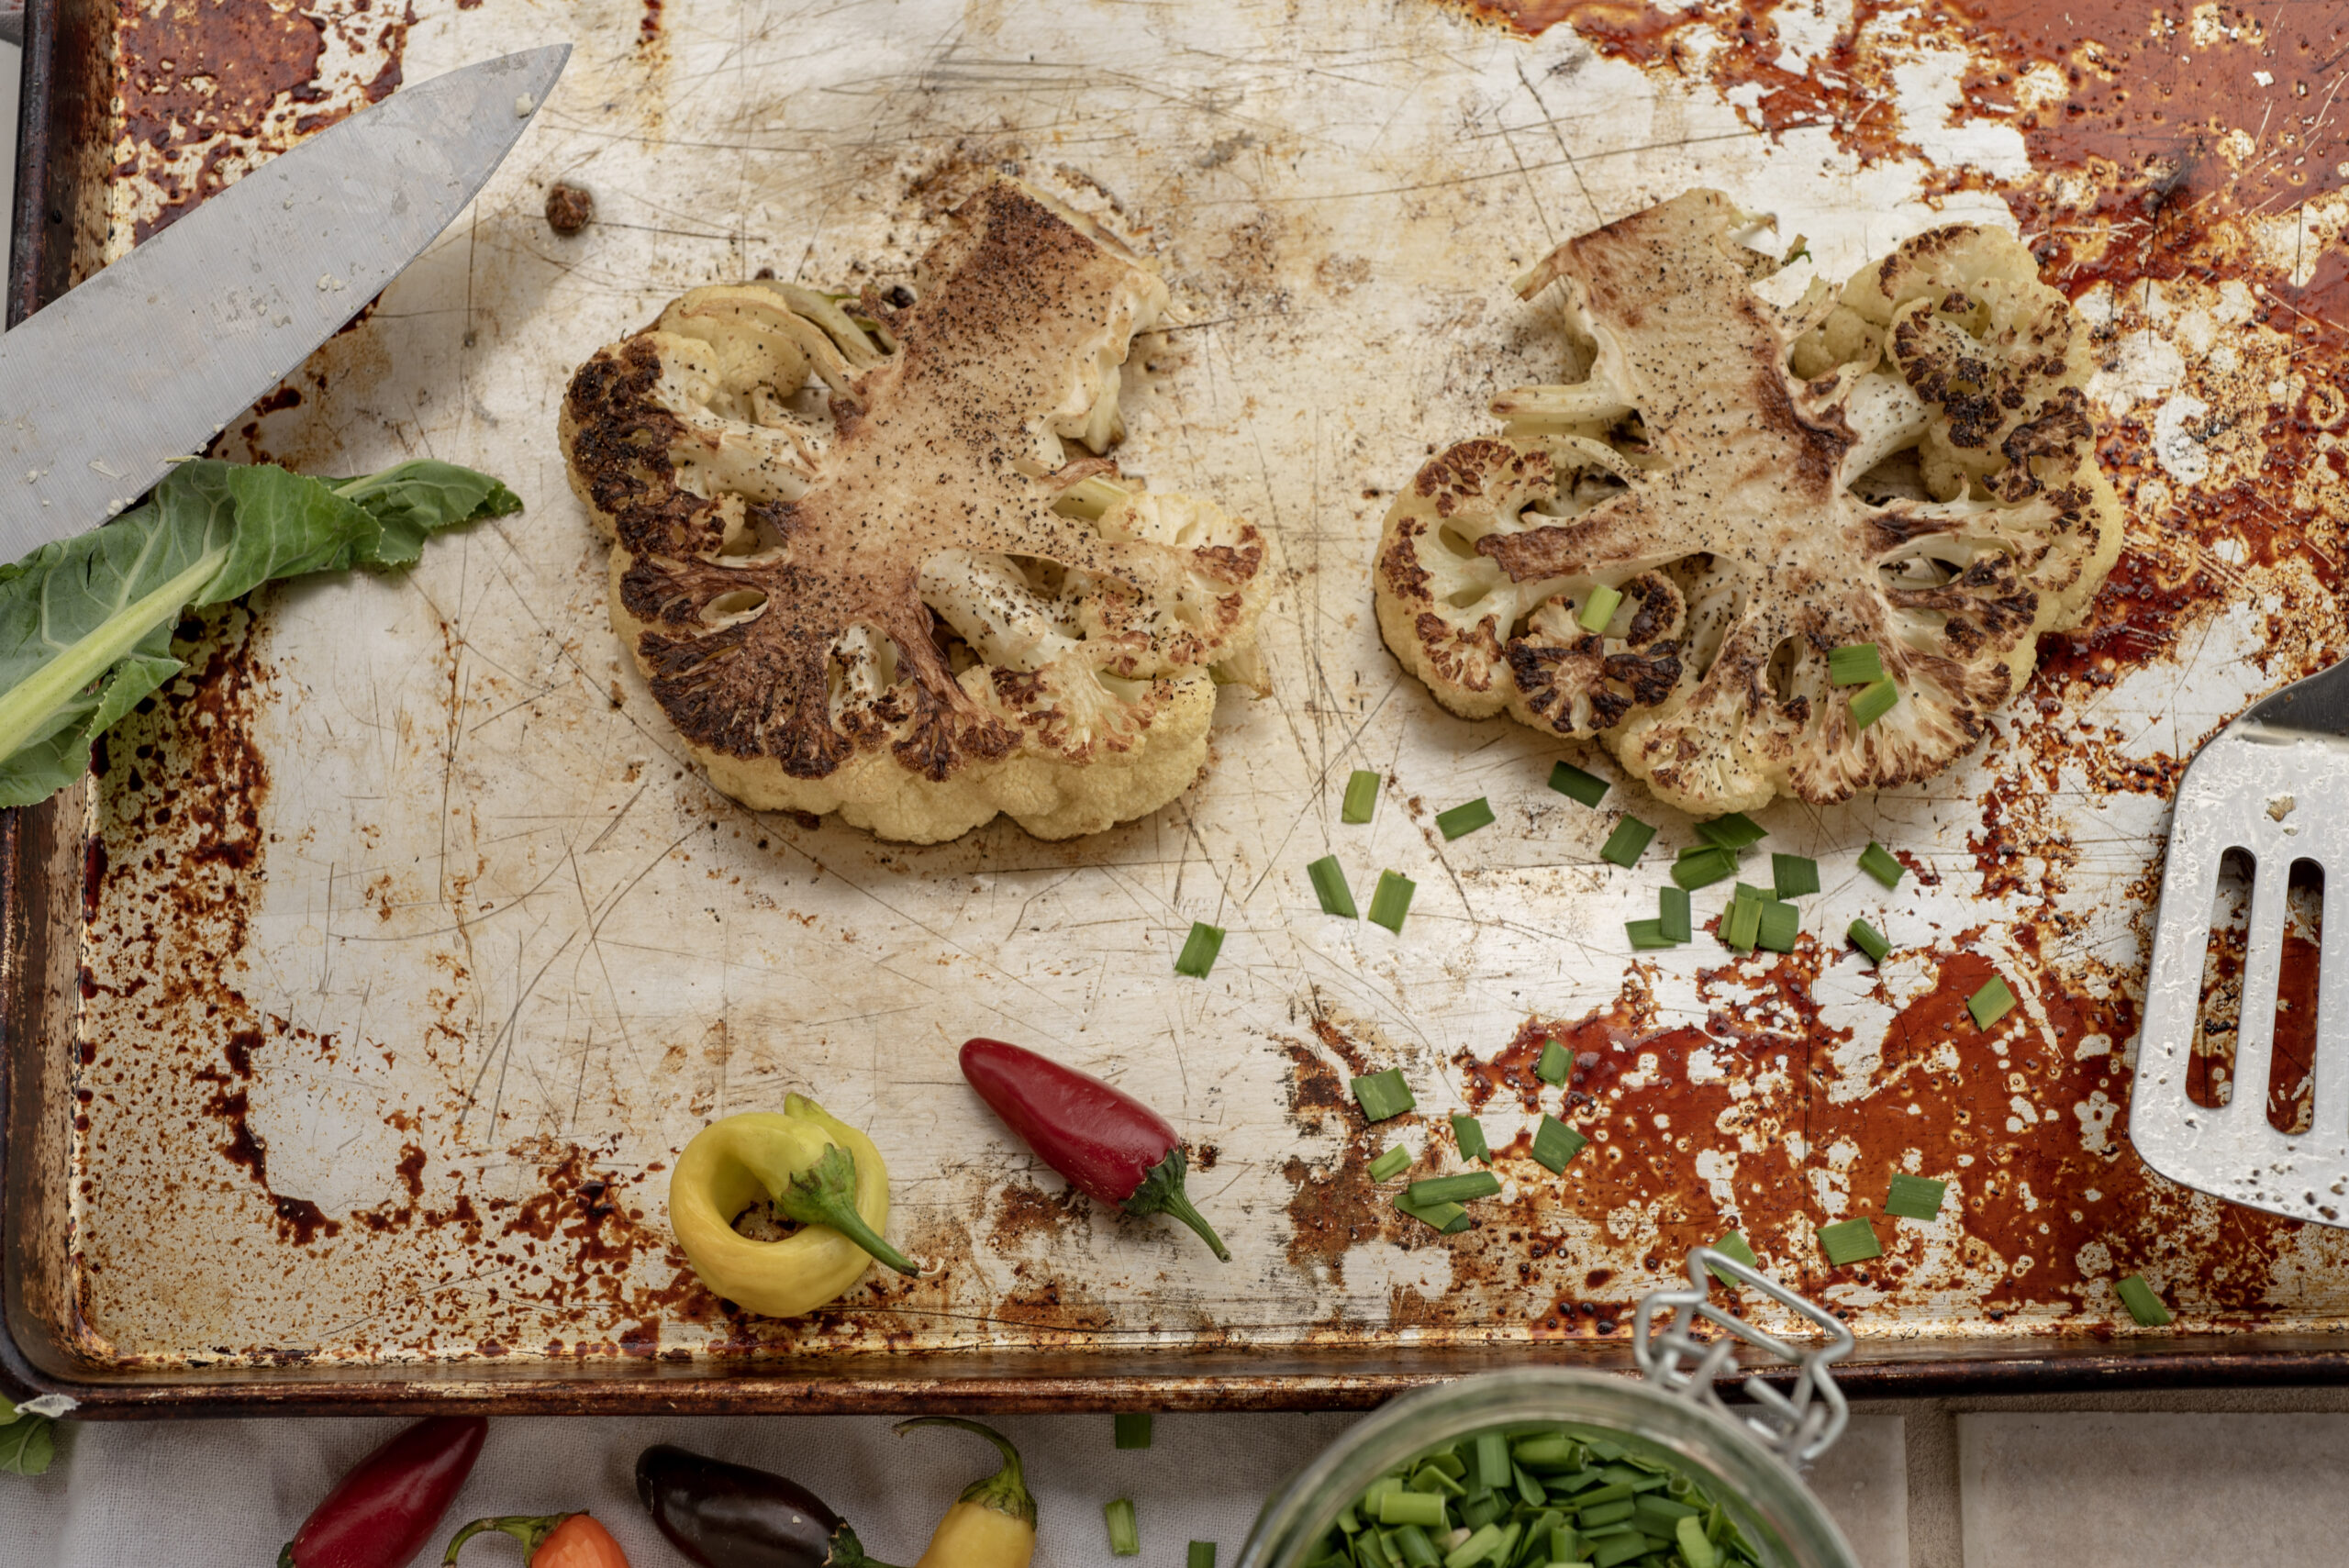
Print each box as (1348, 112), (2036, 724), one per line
(54, 0), (2349, 1375)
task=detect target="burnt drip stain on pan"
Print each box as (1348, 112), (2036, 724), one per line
(117, 0), (418, 242)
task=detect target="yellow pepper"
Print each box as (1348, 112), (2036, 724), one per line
(897, 1418), (1038, 1568)
(668, 1094), (918, 1318)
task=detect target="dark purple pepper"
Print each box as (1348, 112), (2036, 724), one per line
(636, 1445), (902, 1568)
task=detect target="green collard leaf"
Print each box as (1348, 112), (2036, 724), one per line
(0, 1411), (55, 1475)
(0, 458), (515, 809)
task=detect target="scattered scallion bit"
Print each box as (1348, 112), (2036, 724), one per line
(1886, 1173), (1947, 1221)
(1174, 922), (1224, 977)
(1817, 1217), (1883, 1267)
(1393, 1192), (1471, 1234)
(1352, 1067), (1415, 1123)
(1859, 840), (1905, 888)
(1828, 642), (1885, 686)
(1734, 880), (1771, 903)
(1577, 583), (1623, 633)
(1968, 976), (2018, 1029)
(1531, 1115), (1587, 1173)
(1755, 900), (1800, 954)
(1723, 890), (1762, 951)
(1115, 1413), (1153, 1449)
(1436, 797), (1495, 840)
(1706, 1230), (1760, 1289)
(1696, 813), (1767, 850)
(1407, 1172), (1501, 1206)
(1307, 855), (1357, 918)
(1771, 852), (1820, 898)
(1673, 845), (1738, 889)
(1367, 1144), (1412, 1182)
(1451, 1112), (1489, 1163)
(1660, 884), (1692, 943)
(1536, 1039), (1569, 1085)
(1849, 678), (1898, 729)
(2116, 1273), (2173, 1327)
(1106, 1497), (1141, 1556)
(1599, 816), (1655, 867)
(1548, 760), (1609, 806)
(1368, 871), (1416, 933)
(1626, 917), (1675, 950)
(1188, 1544), (1218, 1568)
(1849, 918), (1891, 963)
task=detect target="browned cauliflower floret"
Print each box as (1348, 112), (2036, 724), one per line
(562, 180), (1270, 843)
(1373, 189), (2121, 816)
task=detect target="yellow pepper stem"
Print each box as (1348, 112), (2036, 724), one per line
(775, 1144), (919, 1276)
(898, 1419), (1038, 1568)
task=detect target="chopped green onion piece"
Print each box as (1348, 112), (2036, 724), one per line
(1342, 769), (1380, 823)
(1968, 976), (2018, 1029)
(2116, 1273), (2173, 1327)
(1886, 1173), (1947, 1221)
(1393, 1192), (1471, 1234)
(1368, 1144), (1412, 1182)
(1672, 847), (1738, 889)
(1437, 797), (1496, 840)
(1599, 817), (1655, 868)
(1828, 643), (1885, 686)
(1849, 678), (1898, 729)
(1755, 900), (1799, 953)
(1695, 813), (1766, 850)
(1817, 1218), (1883, 1266)
(1106, 1497), (1141, 1556)
(1452, 1113), (1489, 1163)
(1408, 1172), (1501, 1206)
(1723, 892), (1762, 951)
(1770, 852), (1820, 898)
(1380, 1489), (1449, 1529)
(1577, 584), (1623, 634)
(1548, 761), (1609, 806)
(1308, 855), (1358, 918)
(1115, 1413), (1153, 1449)
(1626, 917), (1675, 950)
(1859, 841), (1905, 888)
(1849, 918), (1891, 963)
(1369, 871), (1417, 933)
(1734, 881), (1770, 903)
(1388, 1525), (1439, 1566)
(1443, 1523), (1505, 1568)
(1678, 1513), (1719, 1568)
(1353, 1067), (1416, 1122)
(1174, 922), (1225, 977)
(1659, 885), (1692, 943)
(1188, 1544), (1219, 1568)
(1536, 1040), (1570, 1085)
(1531, 1115), (1588, 1173)
(1706, 1230), (1759, 1289)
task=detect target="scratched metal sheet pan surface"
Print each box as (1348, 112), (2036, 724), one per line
(19, 0), (2349, 1400)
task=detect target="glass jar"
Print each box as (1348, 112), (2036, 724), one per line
(1234, 1368), (1860, 1568)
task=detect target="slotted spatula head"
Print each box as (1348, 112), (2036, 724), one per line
(2132, 656), (2349, 1225)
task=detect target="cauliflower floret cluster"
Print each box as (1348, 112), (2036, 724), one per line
(562, 180), (1269, 843)
(1373, 189), (2121, 816)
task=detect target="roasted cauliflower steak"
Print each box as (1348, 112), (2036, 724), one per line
(1374, 189), (2121, 816)
(562, 179), (1269, 843)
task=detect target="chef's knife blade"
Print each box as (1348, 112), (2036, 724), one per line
(0, 43), (569, 561)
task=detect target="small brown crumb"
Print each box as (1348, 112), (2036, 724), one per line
(546, 182), (595, 236)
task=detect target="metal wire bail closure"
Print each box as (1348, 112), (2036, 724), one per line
(1633, 1246), (1856, 1467)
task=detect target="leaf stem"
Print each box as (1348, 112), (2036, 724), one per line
(0, 547), (223, 761)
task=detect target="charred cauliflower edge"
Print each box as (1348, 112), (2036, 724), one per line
(562, 179), (1270, 844)
(1374, 189), (2123, 816)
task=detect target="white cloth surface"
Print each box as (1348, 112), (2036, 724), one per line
(0, 1410), (1367, 1567)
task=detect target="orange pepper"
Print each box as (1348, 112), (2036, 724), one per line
(443, 1512), (629, 1568)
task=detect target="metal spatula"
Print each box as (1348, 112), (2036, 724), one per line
(2132, 658), (2349, 1225)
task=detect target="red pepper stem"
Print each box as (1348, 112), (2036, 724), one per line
(1123, 1146), (1230, 1262)
(442, 1514), (576, 1563)
(774, 1144), (922, 1277)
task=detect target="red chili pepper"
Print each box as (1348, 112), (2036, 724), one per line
(280, 1416), (487, 1568)
(960, 1037), (1229, 1260)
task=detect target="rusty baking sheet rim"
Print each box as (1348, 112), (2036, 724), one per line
(13, 0), (2349, 1413)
